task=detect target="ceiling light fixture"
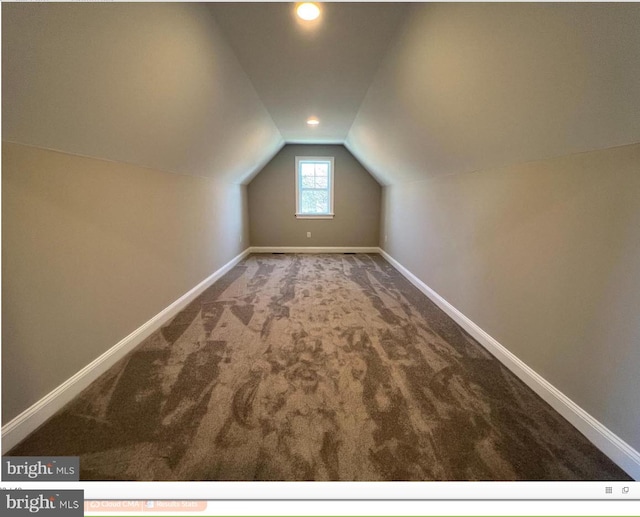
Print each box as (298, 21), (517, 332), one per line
(296, 3), (321, 21)
(307, 117), (320, 126)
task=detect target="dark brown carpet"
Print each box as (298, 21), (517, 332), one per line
(8, 254), (631, 480)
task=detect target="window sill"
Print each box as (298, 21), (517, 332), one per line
(295, 213), (335, 219)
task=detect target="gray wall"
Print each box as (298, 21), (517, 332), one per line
(2, 3), (282, 423)
(248, 145), (381, 247)
(348, 3), (640, 453)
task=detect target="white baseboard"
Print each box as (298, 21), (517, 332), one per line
(1, 248), (251, 454)
(379, 248), (640, 480)
(249, 246), (380, 254)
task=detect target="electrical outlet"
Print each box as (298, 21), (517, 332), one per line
(307, 232), (311, 238)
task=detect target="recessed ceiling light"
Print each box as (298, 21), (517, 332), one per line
(307, 117), (320, 126)
(296, 3), (320, 21)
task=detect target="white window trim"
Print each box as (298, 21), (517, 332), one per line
(295, 156), (335, 219)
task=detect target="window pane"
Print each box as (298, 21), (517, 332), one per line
(302, 175), (315, 188)
(301, 190), (329, 214)
(315, 176), (328, 188)
(301, 163), (315, 175)
(315, 163), (328, 175)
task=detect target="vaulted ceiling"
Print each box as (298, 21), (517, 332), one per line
(3, 3), (639, 186)
(209, 2), (410, 144)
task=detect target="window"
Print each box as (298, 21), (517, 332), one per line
(295, 156), (335, 219)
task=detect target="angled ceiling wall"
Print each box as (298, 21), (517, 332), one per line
(6, 2), (640, 185)
(346, 2), (640, 184)
(3, 2), (283, 183)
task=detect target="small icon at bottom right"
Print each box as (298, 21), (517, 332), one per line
(622, 487), (630, 494)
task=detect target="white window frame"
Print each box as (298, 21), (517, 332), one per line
(295, 156), (335, 219)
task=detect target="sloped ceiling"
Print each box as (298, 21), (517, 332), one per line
(2, 2), (283, 185)
(209, 2), (410, 144)
(5, 3), (639, 186)
(346, 3), (640, 186)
